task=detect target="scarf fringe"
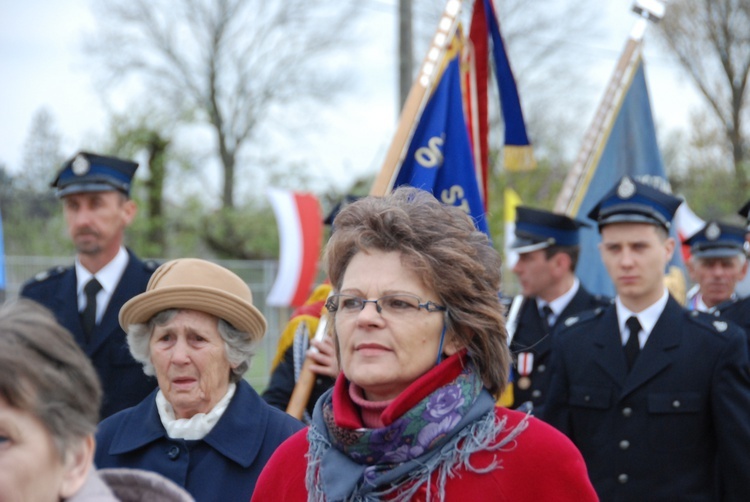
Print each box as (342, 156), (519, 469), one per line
(306, 410), (530, 501)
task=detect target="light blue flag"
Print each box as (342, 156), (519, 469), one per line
(393, 42), (489, 236)
(572, 59), (685, 297)
(0, 208), (5, 293)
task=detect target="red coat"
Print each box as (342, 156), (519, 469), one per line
(252, 406), (597, 501)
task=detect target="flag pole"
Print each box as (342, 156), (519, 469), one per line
(285, 0), (467, 420)
(553, 0), (665, 215)
(370, 0), (464, 196)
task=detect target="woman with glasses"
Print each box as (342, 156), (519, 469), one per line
(252, 187), (596, 501)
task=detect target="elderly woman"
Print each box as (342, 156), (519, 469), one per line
(252, 187), (597, 501)
(95, 258), (304, 500)
(0, 300), (192, 501)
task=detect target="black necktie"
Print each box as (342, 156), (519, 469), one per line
(541, 305), (554, 331)
(81, 278), (102, 343)
(624, 316), (642, 371)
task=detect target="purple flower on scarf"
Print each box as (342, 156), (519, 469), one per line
(381, 443), (425, 463)
(369, 418), (408, 455)
(416, 413), (461, 450)
(422, 384), (465, 422)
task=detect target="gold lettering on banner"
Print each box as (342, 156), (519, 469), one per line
(441, 185), (470, 213)
(415, 135), (445, 168)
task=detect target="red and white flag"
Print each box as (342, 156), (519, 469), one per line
(267, 188), (323, 307)
(674, 201), (705, 263)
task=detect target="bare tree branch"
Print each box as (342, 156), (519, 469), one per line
(85, 0), (361, 208)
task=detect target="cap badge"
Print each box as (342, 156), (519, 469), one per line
(71, 155), (90, 176)
(705, 222), (721, 241)
(617, 177), (636, 199)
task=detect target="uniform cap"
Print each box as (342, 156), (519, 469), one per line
(684, 221), (747, 259)
(52, 151), (138, 198)
(588, 176), (682, 230)
(511, 206), (589, 254)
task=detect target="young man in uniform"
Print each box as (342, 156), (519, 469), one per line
(543, 176), (750, 500)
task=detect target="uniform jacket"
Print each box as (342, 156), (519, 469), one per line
(543, 296), (750, 501)
(20, 250), (158, 419)
(509, 286), (608, 411)
(714, 296), (750, 343)
(95, 380), (305, 502)
(252, 407), (597, 501)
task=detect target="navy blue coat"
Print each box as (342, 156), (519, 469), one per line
(543, 296), (750, 501)
(714, 296), (750, 345)
(509, 286), (608, 411)
(20, 250), (158, 419)
(95, 380), (304, 502)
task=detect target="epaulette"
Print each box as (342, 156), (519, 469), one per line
(686, 309), (734, 335)
(24, 265), (68, 286)
(560, 306), (606, 330)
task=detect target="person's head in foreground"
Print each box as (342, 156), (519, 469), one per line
(0, 300), (101, 500)
(251, 186), (598, 502)
(0, 300), (192, 502)
(589, 176), (682, 311)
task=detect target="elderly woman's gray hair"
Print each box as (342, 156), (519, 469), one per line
(127, 309), (258, 383)
(325, 186), (510, 397)
(0, 300), (101, 457)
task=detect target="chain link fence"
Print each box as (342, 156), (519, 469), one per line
(3, 256), (293, 392)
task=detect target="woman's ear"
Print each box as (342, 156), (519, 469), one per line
(442, 328), (467, 357)
(59, 435), (95, 498)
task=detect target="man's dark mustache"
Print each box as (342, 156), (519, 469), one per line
(75, 228), (99, 238)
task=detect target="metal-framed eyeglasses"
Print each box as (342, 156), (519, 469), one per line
(325, 293), (446, 319)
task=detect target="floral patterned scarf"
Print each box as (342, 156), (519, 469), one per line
(305, 355), (529, 501)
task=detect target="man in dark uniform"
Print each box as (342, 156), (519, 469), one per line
(21, 151), (157, 420)
(713, 201), (750, 335)
(506, 206), (608, 412)
(684, 221), (747, 312)
(543, 176), (750, 500)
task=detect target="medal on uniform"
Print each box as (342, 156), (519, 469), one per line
(516, 352), (534, 390)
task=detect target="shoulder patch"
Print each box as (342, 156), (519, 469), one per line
(686, 310), (736, 335)
(21, 265), (68, 291)
(561, 307), (604, 329)
(33, 266), (66, 283)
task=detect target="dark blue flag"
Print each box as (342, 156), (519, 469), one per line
(393, 38), (489, 236)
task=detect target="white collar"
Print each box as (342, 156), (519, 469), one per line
(537, 278), (580, 319)
(75, 247), (129, 295)
(615, 288), (669, 343)
(156, 383), (237, 440)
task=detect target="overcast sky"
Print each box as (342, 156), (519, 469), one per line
(0, 0), (701, 195)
